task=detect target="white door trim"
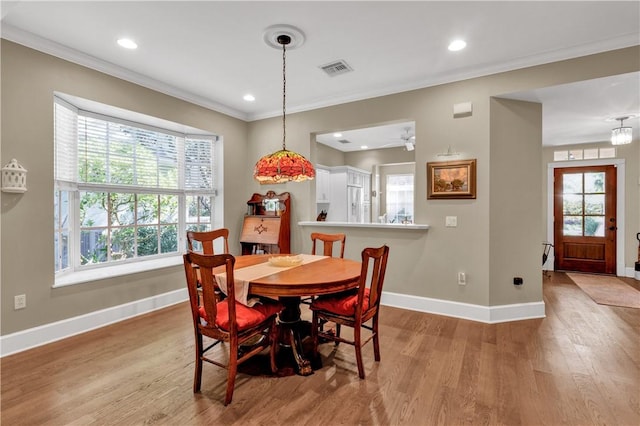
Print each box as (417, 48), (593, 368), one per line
(547, 159), (626, 276)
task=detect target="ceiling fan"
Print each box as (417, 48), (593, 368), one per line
(396, 127), (415, 151)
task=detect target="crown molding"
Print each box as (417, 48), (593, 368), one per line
(247, 34), (640, 121)
(1, 24), (249, 121)
(3, 23), (637, 123)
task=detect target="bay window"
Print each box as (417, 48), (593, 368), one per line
(54, 96), (219, 280)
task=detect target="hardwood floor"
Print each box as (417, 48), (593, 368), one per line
(2, 272), (639, 425)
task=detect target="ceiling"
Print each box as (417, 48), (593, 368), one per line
(2, 1), (639, 147)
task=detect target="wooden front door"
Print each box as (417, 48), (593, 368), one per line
(553, 165), (617, 274)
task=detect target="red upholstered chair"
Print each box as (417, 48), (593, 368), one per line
(187, 228), (230, 299)
(301, 232), (347, 307)
(183, 251), (282, 405)
(310, 245), (389, 379)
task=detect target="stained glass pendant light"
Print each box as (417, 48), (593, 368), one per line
(611, 116), (633, 145)
(254, 30), (315, 184)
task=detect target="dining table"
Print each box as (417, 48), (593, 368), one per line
(215, 253), (362, 375)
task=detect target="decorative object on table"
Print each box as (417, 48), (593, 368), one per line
(241, 191), (290, 255)
(1, 158), (27, 193)
(310, 245), (390, 379)
(268, 254), (303, 267)
(253, 25), (315, 184)
(427, 159), (476, 199)
(610, 116), (632, 145)
(316, 210), (327, 221)
(183, 252), (282, 405)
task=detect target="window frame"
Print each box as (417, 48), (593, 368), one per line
(53, 94), (223, 286)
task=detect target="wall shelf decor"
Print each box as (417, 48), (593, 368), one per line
(1, 159), (27, 193)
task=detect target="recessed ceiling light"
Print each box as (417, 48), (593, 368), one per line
(448, 39), (466, 52)
(360, 145), (368, 150)
(333, 132), (342, 138)
(117, 38), (138, 49)
(243, 94), (255, 102)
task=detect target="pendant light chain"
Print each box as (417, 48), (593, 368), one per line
(282, 42), (287, 150)
(253, 28), (315, 184)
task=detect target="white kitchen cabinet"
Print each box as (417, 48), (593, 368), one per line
(315, 166), (331, 202)
(324, 166), (371, 223)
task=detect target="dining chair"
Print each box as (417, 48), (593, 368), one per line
(183, 251), (282, 405)
(311, 232), (346, 258)
(187, 228), (230, 299)
(310, 245), (390, 379)
(302, 232), (347, 306)
(187, 228), (230, 254)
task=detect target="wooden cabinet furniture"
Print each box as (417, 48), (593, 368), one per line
(240, 191), (290, 255)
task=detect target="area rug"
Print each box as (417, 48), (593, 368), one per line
(566, 273), (640, 309)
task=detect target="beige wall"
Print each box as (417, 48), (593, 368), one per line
(0, 41), (248, 334)
(489, 98), (543, 305)
(2, 38), (639, 337)
(247, 46), (639, 308)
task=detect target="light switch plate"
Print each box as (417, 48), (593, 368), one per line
(445, 216), (457, 227)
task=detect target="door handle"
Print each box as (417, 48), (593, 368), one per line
(608, 226), (617, 231)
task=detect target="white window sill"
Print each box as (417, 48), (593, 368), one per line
(53, 255), (184, 288)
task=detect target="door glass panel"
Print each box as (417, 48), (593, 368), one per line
(585, 172), (604, 193)
(585, 194), (604, 215)
(563, 174), (582, 193)
(563, 216), (583, 236)
(563, 194), (582, 215)
(585, 216), (605, 237)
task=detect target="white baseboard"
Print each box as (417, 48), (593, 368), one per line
(1, 288), (545, 357)
(381, 291), (546, 324)
(624, 267), (638, 279)
(0, 288), (188, 357)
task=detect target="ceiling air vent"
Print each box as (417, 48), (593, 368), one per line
(337, 139), (351, 144)
(319, 60), (353, 77)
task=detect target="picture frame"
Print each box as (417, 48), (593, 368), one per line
(427, 159), (477, 199)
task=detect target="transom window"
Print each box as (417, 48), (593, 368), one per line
(54, 96), (219, 276)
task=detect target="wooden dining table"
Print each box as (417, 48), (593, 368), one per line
(229, 254), (362, 375)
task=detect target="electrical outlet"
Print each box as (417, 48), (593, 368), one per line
(445, 216), (458, 227)
(513, 277), (524, 285)
(458, 272), (466, 285)
(14, 294), (26, 310)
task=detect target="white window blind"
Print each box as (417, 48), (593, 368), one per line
(54, 96), (215, 191)
(54, 98), (78, 187)
(53, 94), (218, 276)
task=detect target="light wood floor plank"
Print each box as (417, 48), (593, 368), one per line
(2, 272), (639, 425)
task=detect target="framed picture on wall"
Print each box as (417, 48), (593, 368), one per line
(427, 159), (477, 199)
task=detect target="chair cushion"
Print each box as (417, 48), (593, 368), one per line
(310, 288), (370, 316)
(199, 300), (282, 331)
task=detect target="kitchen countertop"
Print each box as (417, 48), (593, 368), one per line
(298, 221), (429, 230)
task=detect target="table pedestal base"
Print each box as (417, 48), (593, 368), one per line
(277, 296), (319, 376)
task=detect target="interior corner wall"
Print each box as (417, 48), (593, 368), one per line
(489, 98), (543, 305)
(0, 40), (248, 335)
